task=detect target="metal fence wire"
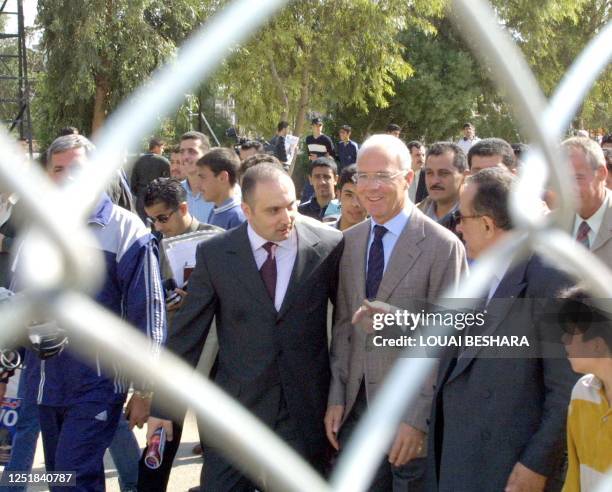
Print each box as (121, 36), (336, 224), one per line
(0, 0), (610, 491)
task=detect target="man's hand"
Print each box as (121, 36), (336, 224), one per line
(324, 405), (344, 450)
(505, 462), (547, 492)
(147, 417), (174, 443)
(0, 382), (6, 401)
(125, 393), (151, 430)
(388, 423), (425, 467)
(166, 288), (187, 312)
(352, 300), (391, 334)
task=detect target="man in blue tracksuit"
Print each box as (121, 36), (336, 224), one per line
(19, 135), (166, 491)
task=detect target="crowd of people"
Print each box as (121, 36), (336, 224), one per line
(0, 119), (611, 492)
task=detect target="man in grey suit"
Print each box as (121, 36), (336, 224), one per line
(148, 164), (343, 491)
(564, 136), (612, 267)
(427, 168), (577, 492)
(326, 134), (467, 490)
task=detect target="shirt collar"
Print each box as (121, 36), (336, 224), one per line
(87, 193), (113, 226)
(247, 223), (297, 253)
(182, 178), (202, 199)
(213, 196), (241, 215)
(370, 201), (413, 238)
(573, 190), (609, 237)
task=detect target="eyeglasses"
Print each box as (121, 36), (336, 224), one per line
(352, 170), (406, 185)
(146, 209), (177, 224)
(453, 210), (483, 223)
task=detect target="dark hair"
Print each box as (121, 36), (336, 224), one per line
(149, 137), (165, 151)
(58, 126), (79, 137)
(468, 138), (516, 170)
(386, 123), (401, 133)
(277, 121), (289, 132)
(426, 142), (467, 173)
(466, 167), (514, 230)
(340, 125), (352, 133)
(180, 131), (210, 152)
(310, 156), (338, 176)
(602, 134), (612, 147)
(196, 147), (241, 187)
(144, 177), (186, 209)
(407, 140), (424, 152)
(511, 143), (529, 161)
(338, 164), (357, 190)
(557, 286), (612, 352)
(240, 140), (264, 152)
(242, 164), (289, 206)
(239, 154), (283, 180)
(169, 145), (180, 154)
(604, 149), (612, 174)
(463, 122), (474, 130)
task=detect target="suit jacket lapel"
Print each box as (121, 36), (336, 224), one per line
(446, 260), (528, 384)
(226, 223), (276, 314)
(592, 195), (612, 252)
(376, 210), (424, 302)
(350, 221), (370, 302)
(277, 220), (322, 319)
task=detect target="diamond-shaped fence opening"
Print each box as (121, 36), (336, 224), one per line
(0, 0), (610, 491)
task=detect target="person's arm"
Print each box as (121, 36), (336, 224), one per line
(148, 241), (218, 438)
(561, 400), (580, 492)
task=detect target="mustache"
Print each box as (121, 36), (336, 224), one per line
(430, 185), (445, 191)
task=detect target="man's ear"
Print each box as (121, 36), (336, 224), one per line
(178, 202), (189, 216)
(241, 201), (252, 220)
(482, 215), (496, 235)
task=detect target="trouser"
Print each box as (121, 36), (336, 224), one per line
(38, 401), (123, 492)
(199, 383), (305, 492)
(109, 410), (141, 492)
(0, 373), (40, 492)
(338, 383), (426, 492)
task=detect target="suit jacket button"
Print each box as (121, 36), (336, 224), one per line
(426, 418), (431, 426)
(481, 430), (491, 441)
(483, 389), (492, 399)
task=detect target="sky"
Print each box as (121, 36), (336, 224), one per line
(3, 0), (38, 39)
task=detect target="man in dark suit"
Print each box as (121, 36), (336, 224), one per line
(148, 164), (344, 491)
(427, 168), (577, 492)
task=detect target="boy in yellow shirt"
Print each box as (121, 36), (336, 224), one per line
(559, 287), (612, 491)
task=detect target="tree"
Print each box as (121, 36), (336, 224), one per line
(217, 0), (446, 138)
(332, 0), (610, 144)
(34, 0), (207, 144)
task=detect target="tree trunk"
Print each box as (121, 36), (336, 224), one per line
(91, 0), (114, 135)
(288, 66), (310, 177)
(268, 53), (289, 121)
(91, 74), (110, 134)
(293, 65), (310, 138)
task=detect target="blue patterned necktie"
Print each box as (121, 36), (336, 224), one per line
(366, 225), (387, 300)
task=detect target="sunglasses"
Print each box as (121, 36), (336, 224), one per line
(146, 209), (178, 225)
(453, 210), (483, 223)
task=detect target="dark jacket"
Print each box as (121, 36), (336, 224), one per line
(426, 255), (578, 492)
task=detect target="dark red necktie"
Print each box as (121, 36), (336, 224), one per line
(260, 242), (277, 302)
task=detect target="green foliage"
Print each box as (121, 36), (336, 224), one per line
(217, 0), (446, 137)
(34, 0), (208, 145)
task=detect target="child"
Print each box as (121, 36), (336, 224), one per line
(559, 287), (612, 491)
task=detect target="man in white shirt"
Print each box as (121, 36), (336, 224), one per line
(457, 122), (480, 155)
(564, 136), (612, 267)
(148, 164), (343, 491)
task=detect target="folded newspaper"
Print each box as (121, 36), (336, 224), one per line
(161, 229), (221, 287)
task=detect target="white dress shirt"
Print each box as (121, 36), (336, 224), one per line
(247, 224), (298, 311)
(572, 191), (609, 249)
